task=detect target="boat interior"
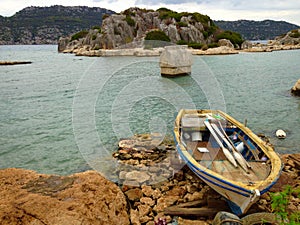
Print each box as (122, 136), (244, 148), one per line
(179, 113), (271, 184)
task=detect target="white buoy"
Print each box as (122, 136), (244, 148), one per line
(276, 129), (286, 139)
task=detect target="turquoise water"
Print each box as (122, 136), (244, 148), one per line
(0, 45), (299, 175)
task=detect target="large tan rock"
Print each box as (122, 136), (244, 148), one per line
(218, 39), (234, 48)
(160, 45), (193, 77)
(291, 79), (300, 96)
(0, 168), (129, 225)
(192, 46), (238, 55)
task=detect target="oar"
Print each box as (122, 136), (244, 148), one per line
(203, 120), (238, 168)
(210, 122), (250, 173)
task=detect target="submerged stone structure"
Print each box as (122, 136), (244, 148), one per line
(159, 45), (193, 77)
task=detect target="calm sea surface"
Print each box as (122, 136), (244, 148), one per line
(0, 45), (299, 175)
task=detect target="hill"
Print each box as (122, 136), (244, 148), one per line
(215, 20), (300, 40)
(0, 5), (115, 45)
(58, 7), (244, 54)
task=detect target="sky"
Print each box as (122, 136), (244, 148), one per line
(1, 0), (300, 25)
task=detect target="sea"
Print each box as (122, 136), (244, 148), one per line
(0, 45), (299, 176)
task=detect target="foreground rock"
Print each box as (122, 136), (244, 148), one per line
(0, 169), (129, 225)
(291, 79), (300, 96)
(114, 135), (300, 224)
(1, 134), (299, 225)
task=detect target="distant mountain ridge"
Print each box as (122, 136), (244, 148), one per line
(0, 5), (115, 44)
(215, 20), (300, 40)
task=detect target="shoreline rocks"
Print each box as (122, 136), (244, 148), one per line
(291, 79), (300, 96)
(1, 134), (299, 225)
(0, 61), (32, 65)
(59, 41), (300, 57)
(113, 134), (300, 224)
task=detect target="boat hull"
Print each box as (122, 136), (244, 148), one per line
(173, 109), (282, 215)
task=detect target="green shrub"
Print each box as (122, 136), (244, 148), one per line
(92, 34), (97, 40)
(177, 40), (188, 45)
(192, 13), (210, 25)
(208, 43), (219, 48)
(145, 30), (170, 42)
(270, 185), (300, 225)
(157, 9), (188, 22)
(123, 9), (136, 17)
(188, 42), (203, 49)
(207, 26), (217, 36)
(102, 14), (110, 20)
(216, 30), (244, 48)
(71, 30), (88, 41)
(92, 26), (101, 33)
(124, 15), (135, 27)
(92, 25), (101, 30)
(289, 29), (300, 38)
(144, 30), (171, 48)
(177, 21), (188, 27)
(156, 7), (172, 13)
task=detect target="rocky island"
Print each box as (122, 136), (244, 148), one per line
(57, 7), (300, 57)
(58, 7), (242, 56)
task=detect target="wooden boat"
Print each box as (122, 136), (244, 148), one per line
(173, 109), (282, 215)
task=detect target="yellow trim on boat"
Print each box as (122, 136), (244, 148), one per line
(174, 109), (282, 192)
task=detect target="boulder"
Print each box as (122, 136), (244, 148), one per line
(218, 39), (234, 48)
(291, 79), (300, 96)
(0, 168), (130, 225)
(57, 37), (71, 52)
(241, 40), (253, 50)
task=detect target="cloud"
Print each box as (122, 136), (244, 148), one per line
(134, 0), (300, 11)
(0, 0), (299, 25)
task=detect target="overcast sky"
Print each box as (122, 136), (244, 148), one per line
(1, 0), (300, 25)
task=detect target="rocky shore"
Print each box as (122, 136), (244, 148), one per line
(0, 134), (299, 225)
(0, 61), (32, 65)
(59, 41), (300, 57)
(291, 79), (300, 96)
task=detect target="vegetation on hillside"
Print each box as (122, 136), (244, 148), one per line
(215, 19), (300, 40)
(0, 5), (115, 44)
(216, 30), (244, 48)
(155, 7), (223, 49)
(157, 7), (218, 39)
(71, 30), (89, 41)
(144, 30), (171, 48)
(289, 29), (300, 38)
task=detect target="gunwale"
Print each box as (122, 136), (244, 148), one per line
(174, 109), (282, 195)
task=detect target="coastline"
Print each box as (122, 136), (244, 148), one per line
(60, 44), (300, 57)
(1, 134), (299, 225)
